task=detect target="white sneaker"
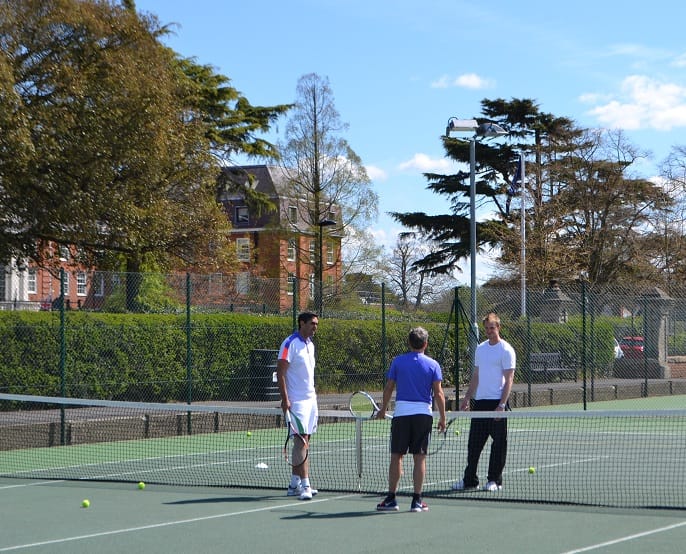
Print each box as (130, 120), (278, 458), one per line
(299, 486), (314, 500)
(287, 484), (302, 496)
(484, 481), (502, 492)
(452, 479), (477, 491)
(287, 483), (318, 497)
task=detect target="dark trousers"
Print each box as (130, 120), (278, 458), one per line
(462, 399), (508, 487)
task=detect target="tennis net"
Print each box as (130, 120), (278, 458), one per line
(1, 393), (685, 509)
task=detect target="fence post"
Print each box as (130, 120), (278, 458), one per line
(292, 277), (297, 330)
(581, 279), (587, 410)
(454, 287), (460, 401)
(381, 282), (386, 386)
(59, 268), (66, 444)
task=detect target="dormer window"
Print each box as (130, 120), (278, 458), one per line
(236, 206), (249, 225)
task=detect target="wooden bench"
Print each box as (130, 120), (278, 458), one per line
(529, 352), (576, 382)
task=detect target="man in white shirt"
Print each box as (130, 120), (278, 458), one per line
(452, 312), (516, 492)
(276, 312), (319, 500)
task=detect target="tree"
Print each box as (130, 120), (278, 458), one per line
(542, 128), (673, 289)
(383, 232), (457, 309)
(0, 1), (289, 309)
(390, 98), (674, 290)
(278, 73), (378, 305)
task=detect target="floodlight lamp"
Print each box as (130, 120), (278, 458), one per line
(446, 117), (478, 136)
(476, 122), (508, 138)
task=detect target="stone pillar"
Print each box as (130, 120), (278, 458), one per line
(641, 287), (673, 369)
(540, 280), (574, 324)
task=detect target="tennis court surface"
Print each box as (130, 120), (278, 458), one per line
(2, 393), (686, 552)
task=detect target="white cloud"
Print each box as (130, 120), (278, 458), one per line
(430, 73), (494, 89)
(397, 153), (453, 173)
(365, 164), (387, 181)
(584, 75), (686, 131)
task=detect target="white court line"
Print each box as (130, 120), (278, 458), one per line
(559, 520), (686, 553)
(0, 494), (356, 552)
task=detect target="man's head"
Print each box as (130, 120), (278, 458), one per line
(408, 326), (429, 351)
(298, 312), (319, 339)
(482, 312), (501, 342)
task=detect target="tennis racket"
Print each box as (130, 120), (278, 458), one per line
(348, 390), (392, 419)
(283, 409), (309, 467)
(426, 417), (459, 456)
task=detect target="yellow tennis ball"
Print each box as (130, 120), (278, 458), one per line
(81, 499), (90, 508)
(138, 481), (146, 490)
(454, 429), (460, 436)
(529, 466), (536, 474)
(246, 431), (252, 437)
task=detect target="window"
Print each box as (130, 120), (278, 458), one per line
(59, 245), (70, 261)
(235, 206), (249, 225)
(209, 273), (223, 295)
(288, 206), (298, 223)
(28, 269), (37, 294)
(287, 273), (295, 295)
(0, 270), (5, 301)
(308, 273), (315, 299)
(287, 239), (296, 261)
(309, 240), (316, 264)
(326, 240), (334, 264)
(236, 272), (249, 295)
(76, 272), (87, 296)
(61, 272), (70, 295)
(93, 273), (104, 297)
(236, 238), (250, 262)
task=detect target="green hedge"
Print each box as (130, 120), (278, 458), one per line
(0, 311), (631, 403)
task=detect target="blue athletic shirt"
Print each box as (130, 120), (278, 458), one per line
(386, 352), (442, 416)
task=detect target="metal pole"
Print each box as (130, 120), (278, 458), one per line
(520, 154), (527, 318)
(318, 223), (323, 315)
(469, 138), (478, 370)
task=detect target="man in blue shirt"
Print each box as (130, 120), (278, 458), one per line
(376, 327), (446, 512)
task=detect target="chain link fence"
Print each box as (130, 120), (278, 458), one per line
(1, 271), (685, 409)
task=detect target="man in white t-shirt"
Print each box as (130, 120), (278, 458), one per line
(276, 312), (319, 500)
(452, 312), (516, 492)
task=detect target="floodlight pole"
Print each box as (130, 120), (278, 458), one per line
(446, 117), (507, 372)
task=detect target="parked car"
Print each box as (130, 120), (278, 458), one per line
(619, 336), (644, 358)
(613, 338), (624, 359)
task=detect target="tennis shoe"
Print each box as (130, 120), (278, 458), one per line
(451, 479), (478, 491)
(287, 484), (318, 497)
(376, 496), (399, 511)
(299, 486), (314, 500)
(410, 499), (429, 512)
(484, 481), (502, 492)
(286, 484), (301, 496)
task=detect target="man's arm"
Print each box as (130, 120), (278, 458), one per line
(276, 358), (289, 411)
(459, 367), (479, 411)
(496, 368), (515, 411)
(432, 380), (446, 432)
(377, 378), (395, 419)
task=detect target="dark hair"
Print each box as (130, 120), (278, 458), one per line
(298, 312), (318, 327)
(408, 326), (428, 350)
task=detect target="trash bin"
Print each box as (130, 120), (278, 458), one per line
(249, 349), (280, 401)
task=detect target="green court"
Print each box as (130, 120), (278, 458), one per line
(2, 480), (686, 553)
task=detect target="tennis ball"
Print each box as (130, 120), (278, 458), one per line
(454, 429), (460, 436)
(246, 431), (252, 437)
(81, 499), (90, 508)
(528, 466), (536, 474)
(138, 481), (146, 490)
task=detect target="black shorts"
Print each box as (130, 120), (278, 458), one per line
(390, 414), (433, 455)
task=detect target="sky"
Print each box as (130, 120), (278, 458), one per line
(134, 0), (686, 283)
